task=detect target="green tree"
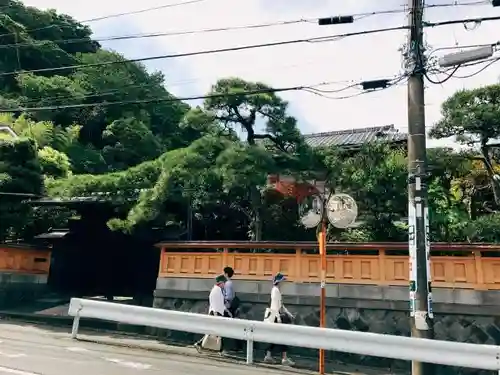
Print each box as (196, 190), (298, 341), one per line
(333, 143), (408, 241)
(430, 84), (500, 206)
(0, 138), (43, 241)
(72, 50), (188, 147)
(38, 146), (71, 178)
(204, 78), (308, 240)
(101, 118), (163, 171)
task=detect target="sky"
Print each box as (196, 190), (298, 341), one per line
(21, 0), (500, 147)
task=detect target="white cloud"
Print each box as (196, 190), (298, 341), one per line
(21, 0), (500, 147)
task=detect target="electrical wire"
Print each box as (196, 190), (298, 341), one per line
(0, 26), (410, 77)
(425, 15), (500, 28)
(15, 60), (334, 105)
(0, 20), (316, 49)
(0, 76), (409, 113)
(425, 65), (461, 84)
(303, 75), (408, 100)
(0, 1), (490, 41)
(14, 78), (357, 108)
(0, 85), (318, 112)
(355, 0), (490, 20)
(81, 0), (208, 23)
(0, 0), (209, 37)
(451, 57), (500, 78)
(432, 56), (500, 79)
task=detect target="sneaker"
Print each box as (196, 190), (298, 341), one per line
(282, 357), (295, 366)
(263, 354), (275, 363)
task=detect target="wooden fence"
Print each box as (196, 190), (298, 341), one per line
(0, 245), (51, 274)
(155, 241), (500, 290)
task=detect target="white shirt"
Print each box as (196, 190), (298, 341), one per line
(270, 285), (282, 314)
(209, 284), (226, 315)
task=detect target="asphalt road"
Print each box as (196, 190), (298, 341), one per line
(0, 323), (307, 375)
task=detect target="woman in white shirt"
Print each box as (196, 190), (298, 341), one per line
(194, 274), (231, 353)
(263, 272), (295, 366)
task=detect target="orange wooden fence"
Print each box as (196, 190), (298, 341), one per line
(0, 245), (51, 274)
(155, 241), (500, 290)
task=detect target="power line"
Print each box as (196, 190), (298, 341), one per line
(427, 56), (500, 81)
(451, 57), (500, 78)
(0, 77), (406, 113)
(0, 0), (208, 36)
(0, 1), (489, 41)
(0, 26), (409, 77)
(425, 15), (500, 27)
(5, 11), (499, 78)
(81, 0), (208, 23)
(0, 85), (317, 112)
(0, 20), (315, 49)
(16, 58), (333, 105)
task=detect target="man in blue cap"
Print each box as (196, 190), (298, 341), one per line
(263, 272), (295, 366)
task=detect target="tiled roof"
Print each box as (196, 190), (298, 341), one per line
(303, 125), (407, 148)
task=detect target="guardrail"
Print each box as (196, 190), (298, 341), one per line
(68, 298), (500, 372)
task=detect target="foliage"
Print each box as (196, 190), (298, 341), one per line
(430, 84), (500, 206)
(38, 146), (71, 178)
(0, 138), (43, 241)
(3, 1), (500, 244)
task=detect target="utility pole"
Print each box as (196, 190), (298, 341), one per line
(406, 0), (434, 375)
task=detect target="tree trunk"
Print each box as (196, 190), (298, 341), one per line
(480, 144), (500, 206)
(250, 186), (262, 241)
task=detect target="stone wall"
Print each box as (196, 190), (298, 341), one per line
(154, 277), (500, 375)
(0, 272), (48, 309)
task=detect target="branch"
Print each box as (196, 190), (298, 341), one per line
(253, 133), (287, 152)
(214, 115), (237, 124)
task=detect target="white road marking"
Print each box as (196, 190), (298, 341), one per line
(0, 352), (26, 358)
(103, 358), (152, 370)
(65, 347), (90, 353)
(0, 366), (38, 375)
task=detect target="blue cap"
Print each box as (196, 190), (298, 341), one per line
(273, 272), (286, 284)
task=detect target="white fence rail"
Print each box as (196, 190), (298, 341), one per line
(68, 298), (500, 371)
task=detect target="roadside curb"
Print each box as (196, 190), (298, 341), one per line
(0, 311), (116, 330)
(75, 335), (319, 375)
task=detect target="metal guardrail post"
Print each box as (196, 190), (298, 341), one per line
(71, 304), (83, 339)
(244, 326), (254, 365)
(71, 314), (80, 339)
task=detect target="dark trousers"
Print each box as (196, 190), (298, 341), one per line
(267, 314), (291, 354)
(196, 311), (228, 351)
(228, 307), (243, 351)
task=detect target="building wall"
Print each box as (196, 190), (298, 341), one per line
(154, 277), (500, 375)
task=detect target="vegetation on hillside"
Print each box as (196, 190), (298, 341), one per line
(1, 1), (500, 243)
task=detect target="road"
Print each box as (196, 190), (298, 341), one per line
(0, 323), (309, 375)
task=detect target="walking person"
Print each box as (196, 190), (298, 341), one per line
(194, 274), (232, 354)
(223, 266), (240, 318)
(263, 272), (295, 366)
(223, 266), (242, 352)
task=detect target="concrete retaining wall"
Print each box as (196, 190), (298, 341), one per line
(0, 272), (48, 310)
